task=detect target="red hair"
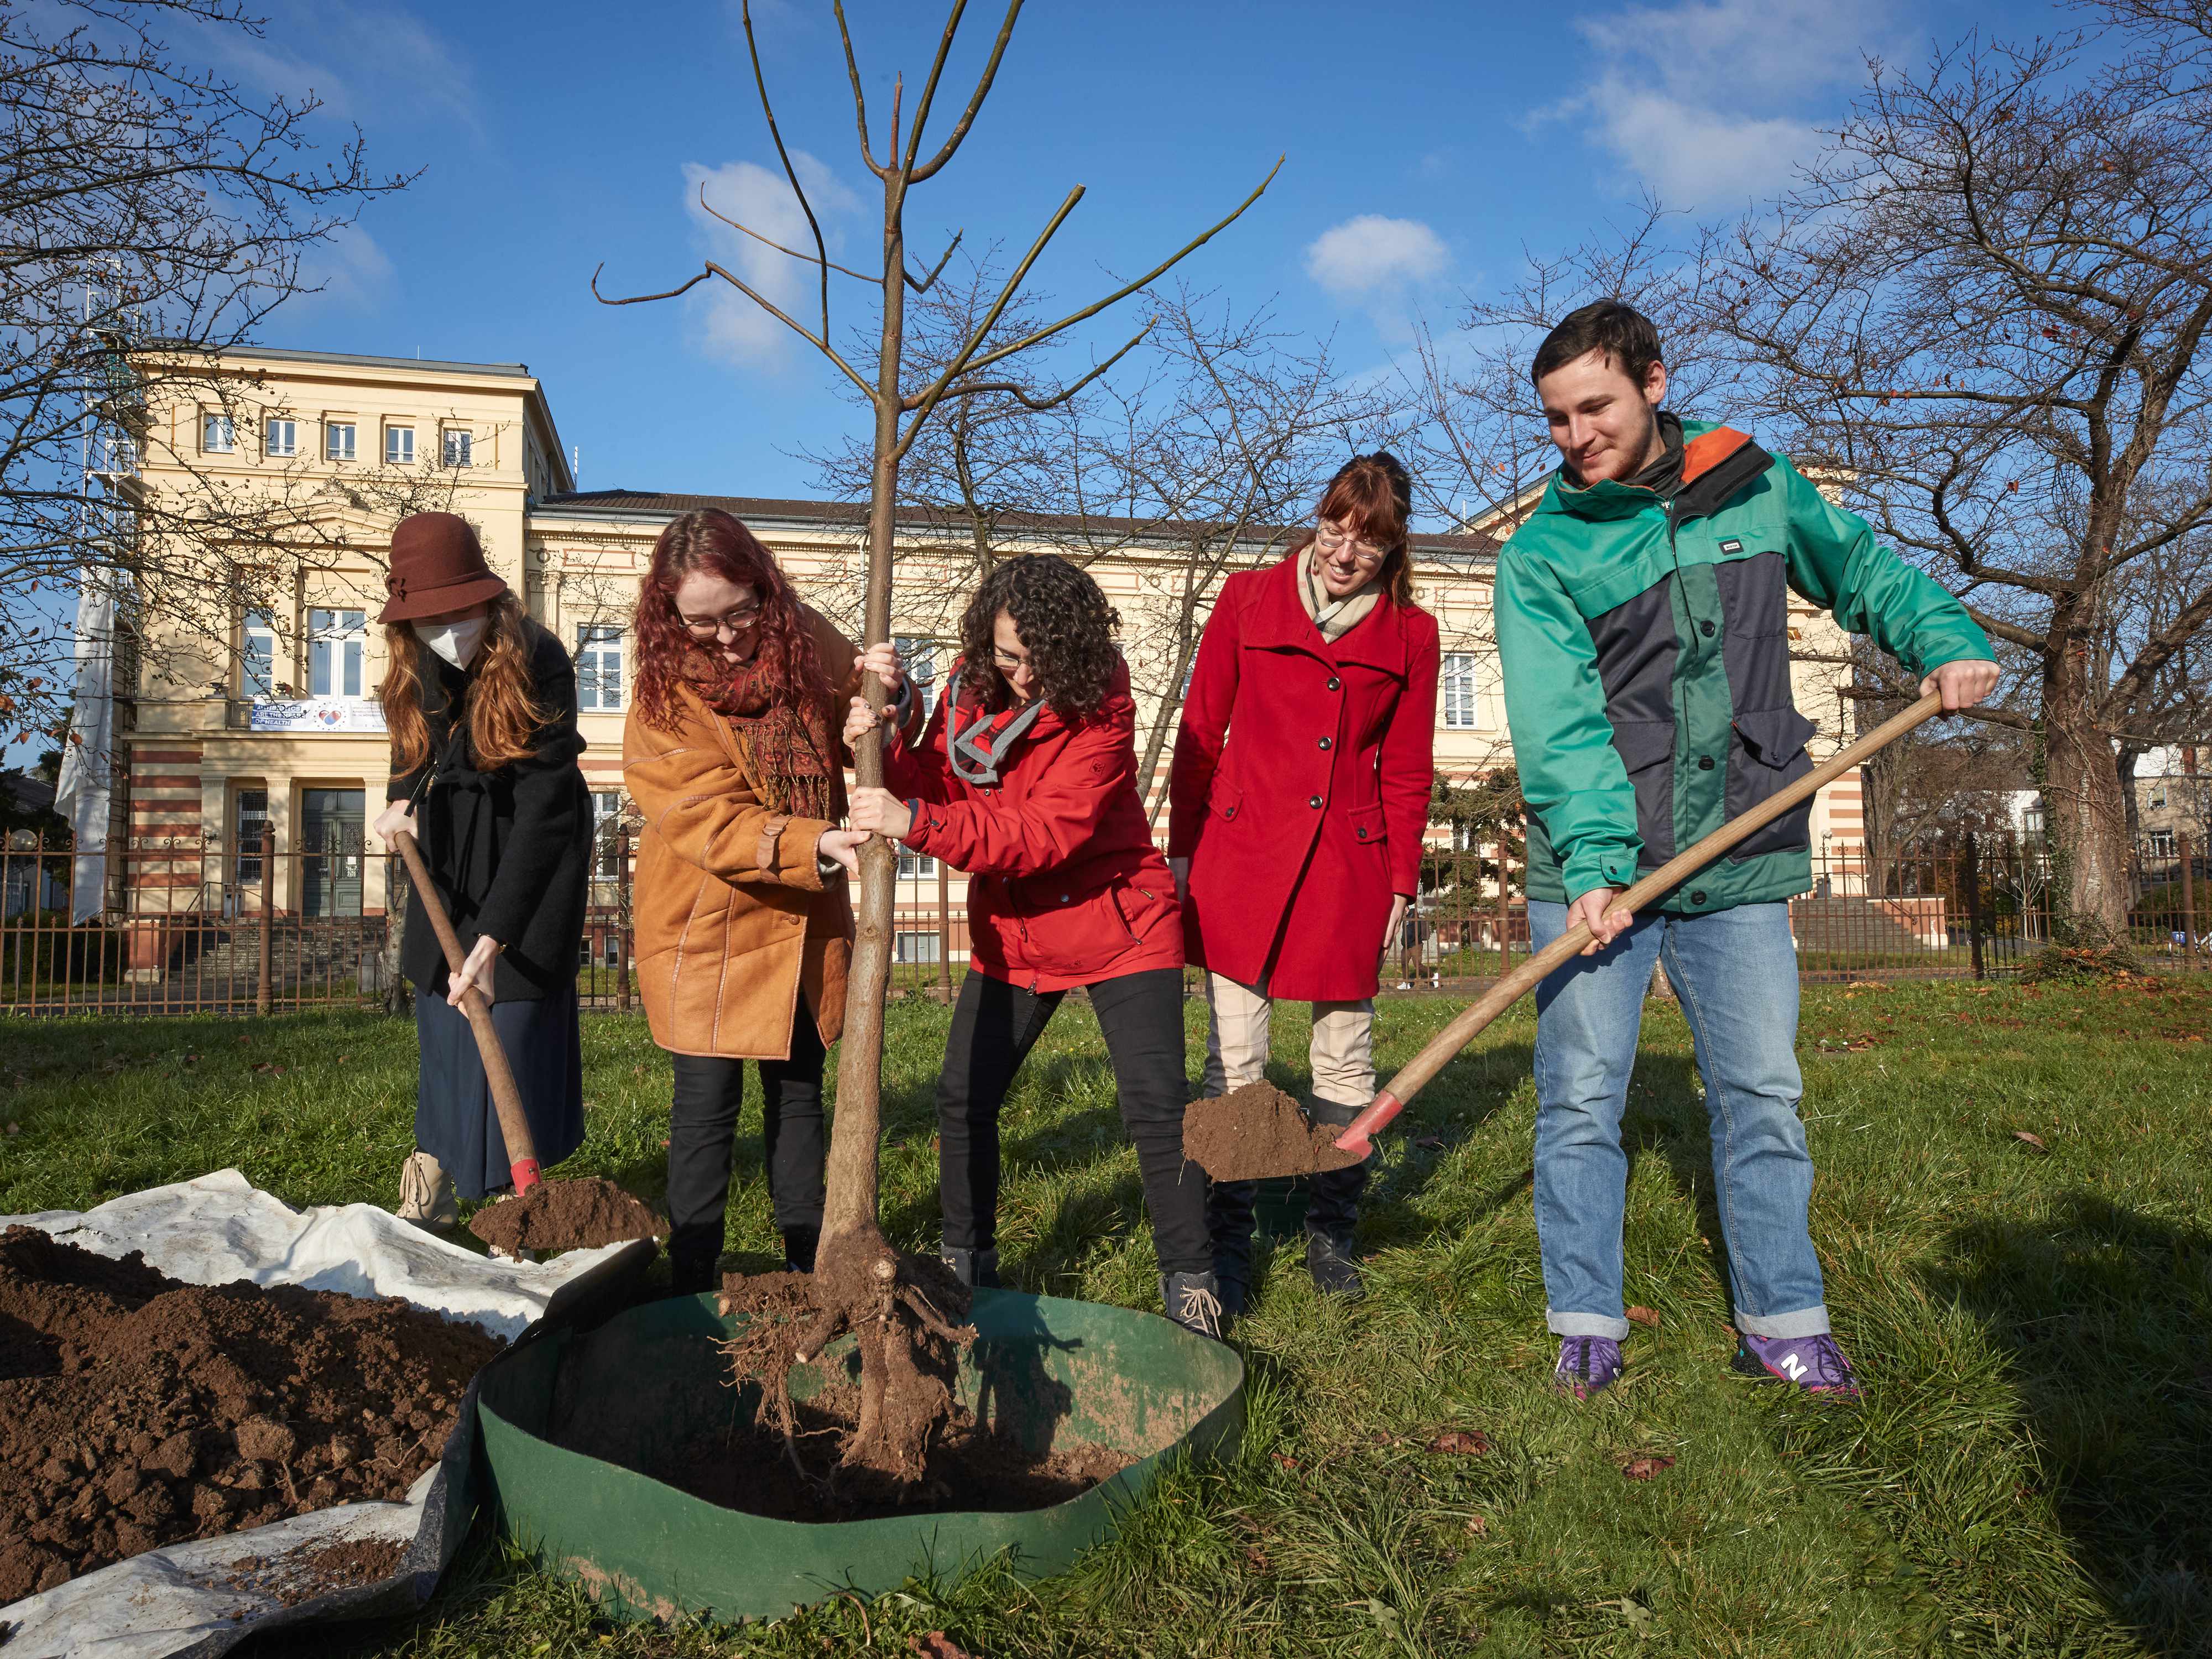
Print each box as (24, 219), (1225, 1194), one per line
(632, 509), (829, 731)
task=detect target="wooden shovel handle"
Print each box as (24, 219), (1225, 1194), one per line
(392, 830), (541, 1192)
(1335, 691), (1947, 1154)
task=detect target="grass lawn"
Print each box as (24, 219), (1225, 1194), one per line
(3, 977), (2209, 1656)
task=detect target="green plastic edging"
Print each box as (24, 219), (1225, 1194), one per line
(475, 1286), (1245, 1624)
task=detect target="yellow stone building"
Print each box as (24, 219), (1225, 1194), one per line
(121, 346), (1869, 972)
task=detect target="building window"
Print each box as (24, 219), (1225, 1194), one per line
(1441, 653), (1479, 729)
(233, 788), (270, 883)
(2149, 828), (2177, 859)
(202, 413), (235, 453)
(442, 429), (473, 468)
(896, 848), (938, 880)
(591, 789), (623, 877)
(894, 637), (938, 716)
(2151, 783), (2169, 809)
(577, 625), (624, 711)
(309, 608), (366, 698)
(325, 421), (356, 462)
(894, 931), (942, 964)
(385, 425), (415, 465)
(242, 609), (279, 696)
(265, 418), (297, 458)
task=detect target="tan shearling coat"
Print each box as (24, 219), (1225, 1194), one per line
(624, 612), (892, 1060)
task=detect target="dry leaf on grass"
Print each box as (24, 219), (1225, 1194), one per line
(1273, 1452), (1300, 1471)
(1626, 1305), (1660, 1327)
(2012, 1130), (2050, 1153)
(909, 1635), (976, 1659)
(1426, 1430), (1491, 1455)
(1463, 1515), (1489, 1536)
(1621, 1454), (1675, 1480)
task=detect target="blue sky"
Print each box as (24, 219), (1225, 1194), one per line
(227, 0), (2057, 503)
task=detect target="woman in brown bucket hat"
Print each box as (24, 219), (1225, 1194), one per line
(369, 512), (592, 1225)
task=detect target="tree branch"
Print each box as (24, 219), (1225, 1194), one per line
(907, 0), (1025, 183)
(743, 0), (836, 343)
(696, 182), (881, 284)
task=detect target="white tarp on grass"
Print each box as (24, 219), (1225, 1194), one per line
(0, 1170), (653, 1658)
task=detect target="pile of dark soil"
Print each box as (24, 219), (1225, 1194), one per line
(1184, 1082), (1369, 1181)
(0, 1225), (501, 1603)
(467, 1177), (666, 1254)
(206, 1536), (406, 1609)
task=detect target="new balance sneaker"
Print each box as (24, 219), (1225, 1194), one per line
(1553, 1335), (1624, 1399)
(1161, 1271), (1227, 1342)
(395, 1150), (457, 1228)
(1733, 1331), (1861, 1399)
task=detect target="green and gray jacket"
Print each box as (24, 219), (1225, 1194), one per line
(1496, 418), (1991, 913)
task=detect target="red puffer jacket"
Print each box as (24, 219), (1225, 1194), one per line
(886, 657), (1182, 993)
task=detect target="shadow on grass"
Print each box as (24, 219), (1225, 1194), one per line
(1921, 1192), (2212, 1655)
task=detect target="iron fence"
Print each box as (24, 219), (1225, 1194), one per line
(2, 823), (2203, 1018)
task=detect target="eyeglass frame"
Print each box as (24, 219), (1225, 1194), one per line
(1313, 518), (1392, 567)
(679, 602), (764, 640)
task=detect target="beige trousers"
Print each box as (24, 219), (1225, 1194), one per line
(1201, 972), (1376, 1112)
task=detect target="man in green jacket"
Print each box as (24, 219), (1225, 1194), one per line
(1496, 300), (1997, 1399)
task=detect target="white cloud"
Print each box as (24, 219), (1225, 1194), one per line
(291, 223), (397, 314)
(1304, 216), (1449, 300)
(1545, 0), (1893, 206)
(190, 5), (482, 137)
(682, 154), (862, 372)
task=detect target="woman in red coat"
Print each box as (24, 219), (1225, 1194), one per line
(847, 555), (1221, 1338)
(1168, 452), (1439, 1312)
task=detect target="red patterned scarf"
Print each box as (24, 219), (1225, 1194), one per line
(679, 645), (838, 821)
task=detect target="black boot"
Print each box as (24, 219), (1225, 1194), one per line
(1160, 1270), (1226, 1341)
(781, 1225), (819, 1275)
(1303, 1229), (1365, 1300)
(1207, 1178), (1258, 1319)
(1303, 1098), (1368, 1300)
(939, 1245), (1002, 1289)
(669, 1240), (719, 1300)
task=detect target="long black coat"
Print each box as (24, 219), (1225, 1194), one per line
(386, 620), (591, 1001)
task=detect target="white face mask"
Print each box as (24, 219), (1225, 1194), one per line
(418, 616), (488, 670)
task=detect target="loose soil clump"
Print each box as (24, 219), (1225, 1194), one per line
(207, 1536), (407, 1608)
(0, 1225), (500, 1604)
(467, 1177), (666, 1254)
(1183, 1082), (1369, 1181)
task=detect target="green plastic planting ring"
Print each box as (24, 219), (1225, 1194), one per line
(475, 1286), (1245, 1624)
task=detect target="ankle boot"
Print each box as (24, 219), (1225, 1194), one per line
(1305, 1229), (1365, 1300)
(781, 1225), (819, 1274)
(1160, 1270), (1226, 1342)
(1207, 1178), (1258, 1319)
(939, 1245), (1001, 1289)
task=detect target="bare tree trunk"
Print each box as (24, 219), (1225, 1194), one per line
(2043, 644), (2134, 942)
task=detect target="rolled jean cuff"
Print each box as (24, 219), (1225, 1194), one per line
(1734, 1303), (1830, 1340)
(1547, 1310), (1631, 1340)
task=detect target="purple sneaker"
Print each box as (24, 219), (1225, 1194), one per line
(1553, 1335), (1624, 1399)
(1733, 1331), (1861, 1399)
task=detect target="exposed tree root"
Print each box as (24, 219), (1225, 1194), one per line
(717, 1223), (974, 1499)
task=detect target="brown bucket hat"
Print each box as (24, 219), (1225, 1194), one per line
(378, 513), (508, 623)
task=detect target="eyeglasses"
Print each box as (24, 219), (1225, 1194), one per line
(992, 647), (1031, 672)
(1315, 522), (1389, 566)
(681, 604), (763, 639)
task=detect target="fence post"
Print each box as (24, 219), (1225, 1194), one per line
(615, 827), (633, 1013)
(256, 825), (274, 1017)
(1496, 836), (1512, 980)
(2182, 831), (2199, 962)
(936, 858), (953, 1003)
(1963, 832), (1985, 980)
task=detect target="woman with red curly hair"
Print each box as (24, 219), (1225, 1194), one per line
(622, 509), (909, 1295)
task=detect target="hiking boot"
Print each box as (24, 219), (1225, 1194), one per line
(1732, 1331), (1862, 1399)
(781, 1225), (819, 1275)
(1553, 1335), (1624, 1399)
(395, 1150), (457, 1228)
(1160, 1271), (1226, 1342)
(938, 1245), (1001, 1290)
(1304, 1230), (1365, 1300)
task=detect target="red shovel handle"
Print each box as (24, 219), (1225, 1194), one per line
(393, 831), (542, 1196)
(1335, 691), (1948, 1155)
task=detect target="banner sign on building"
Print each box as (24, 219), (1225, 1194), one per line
(247, 700), (389, 734)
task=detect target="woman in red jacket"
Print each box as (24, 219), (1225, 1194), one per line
(1168, 452), (1439, 1312)
(847, 555), (1220, 1338)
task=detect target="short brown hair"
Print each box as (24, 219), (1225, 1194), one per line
(1531, 300), (1663, 390)
(1296, 451), (1416, 607)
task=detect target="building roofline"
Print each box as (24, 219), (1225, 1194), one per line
(531, 489), (1500, 563)
(207, 345), (536, 378)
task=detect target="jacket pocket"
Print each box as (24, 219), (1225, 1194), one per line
(1726, 706), (1818, 861)
(1345, 801), (1387, 847)
(1610, 718), (1677, 867)
(1209, 776), (1244, 823)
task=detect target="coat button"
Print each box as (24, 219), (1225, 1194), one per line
(1318, 737), (1332, 750)
(1060, 894), (1071, 904)
(1357, 827), (1368, 840)
(1224, 806), (1237, 819)
(1327, 677), (1342, 691)
(1691, 890), (1707, 905)
(1700, 620), (1715, 637)
(1698, 755), (1714, 771)
(1309, 795), (1323, 809)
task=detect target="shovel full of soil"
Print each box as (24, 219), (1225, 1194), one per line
(1184, 692), (1950, 1181)
(394, 831), (665, 1256)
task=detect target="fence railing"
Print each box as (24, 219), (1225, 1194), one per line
(2, 825), (2203, 1017)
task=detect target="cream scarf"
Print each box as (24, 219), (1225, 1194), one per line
(1299, 539), (1382, 643)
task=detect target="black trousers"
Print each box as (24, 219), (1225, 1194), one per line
(937, 966), (1211, 1276)
(665, 998), (827, 1293)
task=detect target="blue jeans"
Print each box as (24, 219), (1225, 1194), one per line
(1528, 900), (1828, 1342)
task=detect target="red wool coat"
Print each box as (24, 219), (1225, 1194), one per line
(888, 657), (1182, 993)
(1168, 552), (1440, 1000)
